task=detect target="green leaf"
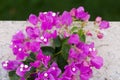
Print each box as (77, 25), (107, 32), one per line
(61, 38), (70, 60)
(41, 46), (55, 56)
(9, 71), (20, 80)
(78, 29), (83, 36)
(80, 34), (86, 42)
(78, 29), (86, 42)
(56, 38), (70, 72)
(61, 37), (69, 45)
(23, 57), (34, 65)
(56, 54), (68, 72)
(29, 52), (36, 60)
(53, 36), (61, 48)
(61, 44), (70, 60)
(71, 26), (79, 33)
(23, 52), (36, 65)
(54, 47), (61, 55)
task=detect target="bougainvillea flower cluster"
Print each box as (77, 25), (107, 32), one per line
(2, 6), (110, 80)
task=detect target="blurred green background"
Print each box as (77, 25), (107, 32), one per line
(0, 0), (119, 20)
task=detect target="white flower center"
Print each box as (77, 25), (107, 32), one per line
(3, 63), (8, 67)
(40, 36), (44, 40)
(43, 12), (47, 14)
(93, 48), (96, 51)
(43, 38), (47, 42)
(24, 65), (28, 68)
(5, 61), (8, 63)
(52, 67), (56, 70)
(44, 73), (48, 77)
(72, 67), (76, 72)
(20, 64), (24, 68)
(14, 45), (17, 48)
(18, 48), (22, 51)
(52, 13), (56, 16)
(89, 48), (92, 51)
(20, 68), (23, 72)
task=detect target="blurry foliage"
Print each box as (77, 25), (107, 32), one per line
(0, 0), (119, 20)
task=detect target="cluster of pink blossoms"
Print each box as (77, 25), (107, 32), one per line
(2, 6), (110, 80)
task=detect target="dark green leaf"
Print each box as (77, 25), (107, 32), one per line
(9, 71), (20, 80)
(61, 44), (70, 60)
(61, 37), (70, 60)
(29, 52), (36, 60)
(56, 54), (68, 72)
(53, 38), (69, 57)
(55, 47), (61, 54)
(56, 38), (70, 72)
(23, 57), (35, 65)
(53, 36), (61, 47)
(41, 46), (55, 56)
(61, 37), (69, 45)
(27, 77), (34, 80)
(78, 29), (86, 42)
(22, 52), (36, 65)
(23, 58), (34, 65)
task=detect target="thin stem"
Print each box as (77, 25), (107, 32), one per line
(49, 50), (62, 64)
(54, 50), (62, 56)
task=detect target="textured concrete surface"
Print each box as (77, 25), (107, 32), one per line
(0, 21), (120, 80)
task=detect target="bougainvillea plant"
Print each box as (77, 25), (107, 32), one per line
(2, 6), (110, 80)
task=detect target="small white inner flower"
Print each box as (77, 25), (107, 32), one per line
(93, 48), (96, 51)
(52, 67), (56, 70)
(3, 63), (8, 67)
(14, 45), (17, 48)
(20, 68), (23, 72)
(24, 65), (28, 68)
(72, 67), (76, 72)
(89, 48), (92, 51)
(40, 36), (44, 40)
(18, 48), (22, 51)
(52, 13), (56, 16)
(44, 73), (48, 77)
(43, 12), (47, 14)
(43, 38), (47, 42)
(5, 61), (8, 63)
(20, 64), (24, 68)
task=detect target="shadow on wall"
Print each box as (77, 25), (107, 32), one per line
(0, 0), (119, 20)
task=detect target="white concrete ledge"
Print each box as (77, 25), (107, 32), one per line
(0, 21), (120, 80)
